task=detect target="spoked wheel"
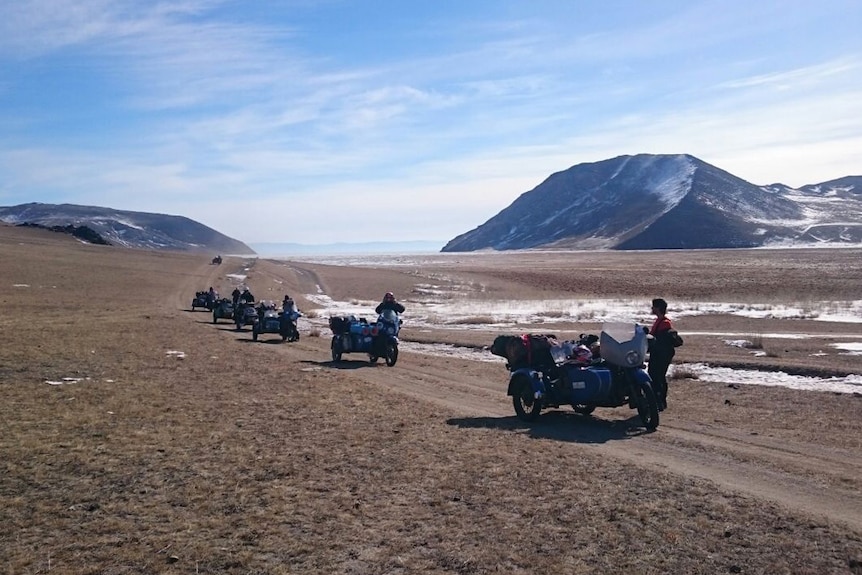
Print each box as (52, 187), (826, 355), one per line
(368, 355), (379, 364)
(384, 343), (398, 367)
(572, 404), (596, 415)
(634, 381), (660, 430)
(331, 338), (342, 362)
(511, 375), (542, 422)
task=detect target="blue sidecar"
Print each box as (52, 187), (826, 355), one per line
(191, 291), (209, 311)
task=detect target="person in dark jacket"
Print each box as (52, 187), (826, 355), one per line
(240, 288), (255, 303)
(648, 297), (679, 411)
(231, 287), (241, 307)
(375, 291), (405, 314)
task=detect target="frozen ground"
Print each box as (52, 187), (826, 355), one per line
(297, 285), (862, 397)
(230, 256), (861, 395)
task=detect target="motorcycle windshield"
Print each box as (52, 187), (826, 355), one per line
(378, 309), (399, 324)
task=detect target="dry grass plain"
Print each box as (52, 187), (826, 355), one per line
(1, 223), (861, 575)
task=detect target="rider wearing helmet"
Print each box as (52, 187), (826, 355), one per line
(375, 291), (405, 314)
(240, 287), (255, 303)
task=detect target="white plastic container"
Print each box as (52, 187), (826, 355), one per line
(550, 344), (568, 365)
(599, 322), (647, 367)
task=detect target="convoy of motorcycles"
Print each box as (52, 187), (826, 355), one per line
(192, 275), (663, 430)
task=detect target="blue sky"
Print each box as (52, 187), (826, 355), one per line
(1, 1), (860, 246)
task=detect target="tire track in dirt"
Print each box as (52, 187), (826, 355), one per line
(298, 341), (862, 533)
(658, 421), (862, 490)
(198, 261), (862, 534)
(171, 259), (226, 313)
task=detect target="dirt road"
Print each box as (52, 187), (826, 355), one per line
(283, 340), (862, 532)
(236, 258), (862, 535)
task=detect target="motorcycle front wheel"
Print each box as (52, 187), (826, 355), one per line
(511, 374), (542, 422)
(634, 381), (659, 430)
(384, 343), (398, 367)
(331, 337), (342, 362)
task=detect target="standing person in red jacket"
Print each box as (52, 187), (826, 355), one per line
(648, 297), (678, 412)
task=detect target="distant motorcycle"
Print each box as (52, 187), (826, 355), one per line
(191, 291), (209, 311)
(234, 301), (259, 331)
(252, 301), (282, 342)
(494, 323), (659, 430)
(329, 310), (402, 366)
(211, 298), (234, 323)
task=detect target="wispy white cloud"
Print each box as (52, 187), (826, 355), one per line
(718, 58), (860, 91)
(1, 1), (861, 244)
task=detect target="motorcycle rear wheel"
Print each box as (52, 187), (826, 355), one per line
(634, 381), (660, 430)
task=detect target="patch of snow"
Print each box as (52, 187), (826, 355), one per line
(45, 377), (87, 385)
(293, 258), (862, 395)
(647, 155), (695, 209)
(13, 284), (30, 287)
(833, 342), (862, 356)
(114, 218), (144, 230)
(677, 363), (862, 395)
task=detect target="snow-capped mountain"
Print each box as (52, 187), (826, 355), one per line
(442, 154), (862, 251)
(0, 202), (254, 254)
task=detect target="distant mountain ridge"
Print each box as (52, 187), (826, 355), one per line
(442, 154), (862, 251)
(0, 203), (254, 254)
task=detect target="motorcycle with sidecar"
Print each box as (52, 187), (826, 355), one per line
(234, 301), (259, 331)
(329, 309), (402, 366)
(494, 322), (659, 430)
(191, 291), (209, 311)
(212, 298), (234, 323)
(252, 301), (280, 341)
